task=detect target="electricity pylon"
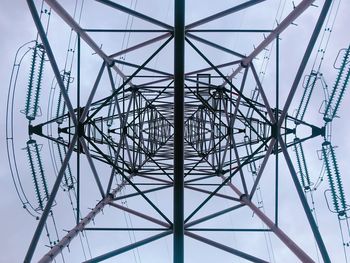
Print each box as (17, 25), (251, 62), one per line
(7, 0), (337, 262)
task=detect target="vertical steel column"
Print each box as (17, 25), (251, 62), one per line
(275, 35), (279, 226)
(76, 34), (81, 225)
(174, 0), (185, 262)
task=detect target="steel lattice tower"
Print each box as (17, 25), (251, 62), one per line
(8, 0), (346, 262)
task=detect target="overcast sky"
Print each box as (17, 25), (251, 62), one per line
(1, 0), (350, 262)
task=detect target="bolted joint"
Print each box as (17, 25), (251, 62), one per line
(312, 125), (325, 137)
(123, 126), (128, 135)
(107, 60), (115, 68)
(106, 193), (114, 200)
(77, 122), (85, 137)
(29, 124), (43, 136)
(240, 60), (249, 68)
(271, 123), (278, 138)
(239, 193), (248, 202)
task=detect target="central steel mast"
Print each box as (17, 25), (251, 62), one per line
(174, 0), (185, 262)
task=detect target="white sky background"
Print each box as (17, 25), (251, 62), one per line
(0, 0), (350, 262)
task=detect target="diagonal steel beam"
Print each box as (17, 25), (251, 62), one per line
(184, 138), (267, 223)
(186, 33), (245, 58)
(185, 204), (245, 228)
(85, 136), (173, 225)
(185, 231), (269, 263)
(109, 202), (170, 228)
(185, 0), (265, 30)
(80, 138), (105, 198)
(95, 0), (173, 30)
(83, 230), (172, 263)
(109, 33), (172, 58)
(249, 138), (276, 197)
(185, 37), (272, 125)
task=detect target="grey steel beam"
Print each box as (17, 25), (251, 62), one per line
(243, 0), (316, 65)
(79, 138), (105, 198)
(185, 60), (241, 76)
(185, 231), (269, 263)
(186, 33), (245, 58)
(184, 185), (240, 201)
(185, 0), (265, 30)
(83, 230), (172, 263)
(109, 202), (170, 228)
(95, 0), (173, 30)
(174, 0), (185, 262)
(83, 36), (173, 124)
(109, 33), (172, 58)
(249, 138), (276, 197)
(274, 6), (333, 259)
(185, 204), (245, 228)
